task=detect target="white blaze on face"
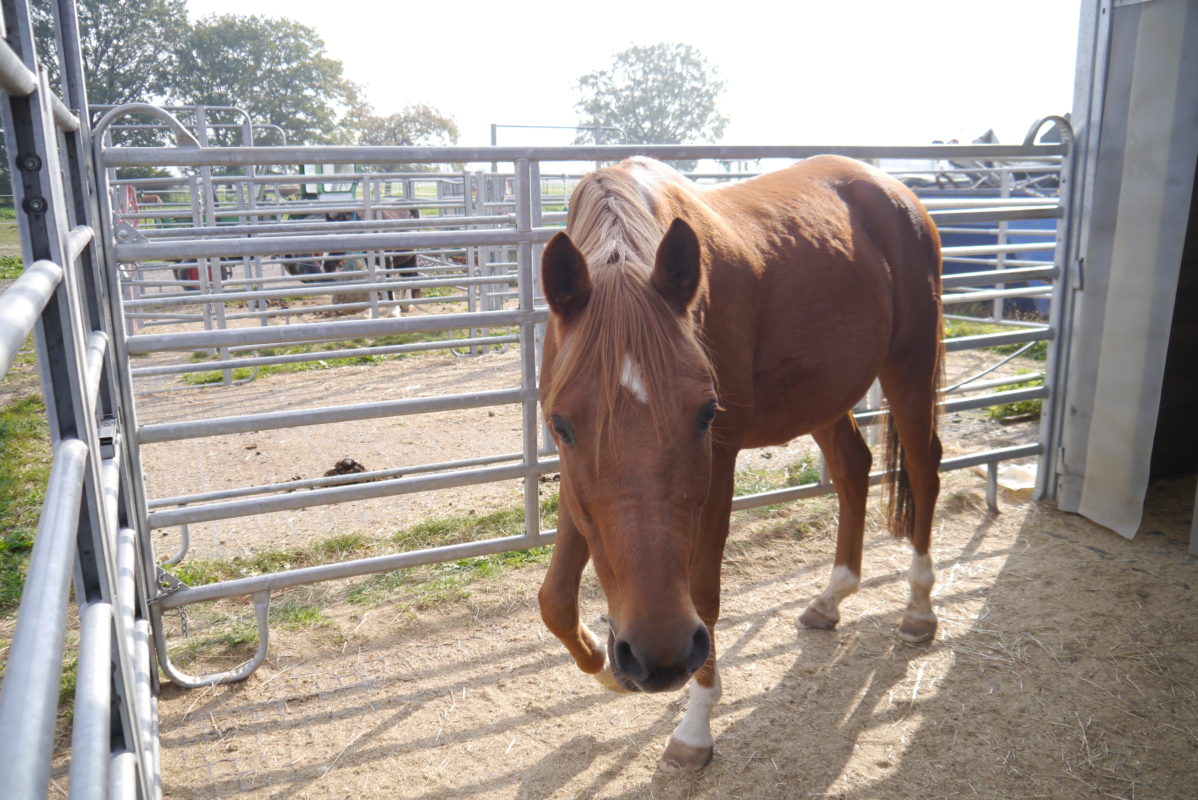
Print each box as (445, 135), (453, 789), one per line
(620, 354), (649, 405)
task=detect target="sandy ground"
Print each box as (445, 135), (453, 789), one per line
(108, 297), (1195, 799)
(149, 472), (1198, 800)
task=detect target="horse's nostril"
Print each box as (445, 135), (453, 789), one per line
(687, 625), (712, 674)
(613, 638), (648, 682)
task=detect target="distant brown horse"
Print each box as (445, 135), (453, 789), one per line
(537, 156), (943, 773)
(288, 207), (422, 311)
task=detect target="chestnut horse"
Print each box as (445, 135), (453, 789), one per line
(537, 155), (943, 774)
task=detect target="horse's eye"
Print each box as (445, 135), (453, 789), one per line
(697, 401), (719, 433)
(549, 415), (576, 446)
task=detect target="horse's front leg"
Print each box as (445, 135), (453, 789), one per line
(661, 449), (736, 773)
(538, 501), (628, 693)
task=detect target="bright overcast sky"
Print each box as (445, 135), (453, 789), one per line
(185, 0), (1083, 148)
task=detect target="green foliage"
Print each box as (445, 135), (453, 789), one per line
(575, 43), (728, 167)
(345, 100), (460, 171)
(175, 15), (352, 145)
(32, 0), (188, 107)
(988, 375), (1044, 421)
(0, 396), (52, 611)
(0, 255), (22, 280)
(272, 600), (327, 631)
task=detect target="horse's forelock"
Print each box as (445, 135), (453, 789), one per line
(545, 168), (711, 447)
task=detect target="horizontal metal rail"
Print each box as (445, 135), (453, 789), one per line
(126, 307), (543, 353)
(148, 457), (558, 529)
(943, 286), (1053, 305)
(0, 438), (89, 799)
(944, 327), (1052, 352)
(927, 206), (1061, 224)
(941, 265), (1057, 288)
(122, 273), (515, 308)
(730, 443), (1041, 511)
(138, 386), (523, 443)
(130, 333), (519, 378)
(0, 259), (63, 379)
(140, 213), (517, 239)
(114, 226), (551, 262)
(0, 37), (37, 96)
(101, 142), (1068, 169)
(941, 241), (1057, 257)
(148, 448), (531, 508)
(156, 527), (558, 609)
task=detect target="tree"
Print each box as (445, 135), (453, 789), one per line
(32, 0), (189, 108)
(574, 43), (729, 156)
(174, 15), (352, 145)
(341, 100), (460, 171)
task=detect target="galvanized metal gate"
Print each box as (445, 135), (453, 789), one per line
(0, 1), (1076, 797)
(0, 1), (159, 797)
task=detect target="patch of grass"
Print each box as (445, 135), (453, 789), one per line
(988, 375), (1044, 421)
(785, 455), (821, 487)
(0, 395), (52, 611)
(0, 254), (22, 279)
(272, 600), (328, 631)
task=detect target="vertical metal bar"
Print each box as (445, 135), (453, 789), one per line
(363, 174), (381, 318)
(194, 106), (231, 380)
(109, 751), (137, 800)
(992, 169), (1011, 321)
(515, 157), (541, 538)
(986, 462), (999, 512)
(69, 600), (112, 800)
(1036, 122), (1078, 501)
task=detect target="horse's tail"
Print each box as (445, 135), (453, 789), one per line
(884, 198), (944, 542)
(883, 347), (944, 541)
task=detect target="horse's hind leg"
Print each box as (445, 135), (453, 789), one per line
(799, 414), (871, 630)
(878, 362), (943, 643)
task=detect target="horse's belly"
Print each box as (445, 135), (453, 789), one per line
(741, 309), (890, 447)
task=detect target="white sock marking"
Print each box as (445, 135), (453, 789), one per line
(620, 354), (649, 404)
(670, 669), (722, 748)
(809, 564), (860, 621)
(907, 552), (936, 621)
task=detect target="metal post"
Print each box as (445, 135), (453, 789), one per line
(515, 158), (542, 539)
(993, 168), (1012, 321)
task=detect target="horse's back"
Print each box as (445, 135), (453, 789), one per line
(703, 156), (941, 445)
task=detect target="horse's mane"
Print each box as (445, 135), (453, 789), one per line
(542, 165), (713, 445)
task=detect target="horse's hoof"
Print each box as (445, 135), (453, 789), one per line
(799, 604), (839, 630)
(659, 737), (713, 774)
(897, 613), (938, 643)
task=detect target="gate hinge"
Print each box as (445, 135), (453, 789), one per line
(1073, 256), (1084, 291)
(1056, 446), (1067, 473)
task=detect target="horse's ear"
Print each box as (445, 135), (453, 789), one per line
(541, 231), (592, 323)
(651, 218), (702, 315)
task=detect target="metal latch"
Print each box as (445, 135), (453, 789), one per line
(98, 416), (118, 459)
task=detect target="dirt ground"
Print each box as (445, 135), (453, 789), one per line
(150, 471), (1198, 800)
(117, 300), (1194, 799)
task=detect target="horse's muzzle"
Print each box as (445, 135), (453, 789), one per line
(608, 623), (710, 693)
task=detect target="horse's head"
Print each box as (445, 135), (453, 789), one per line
(540, 217), (717, 693)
